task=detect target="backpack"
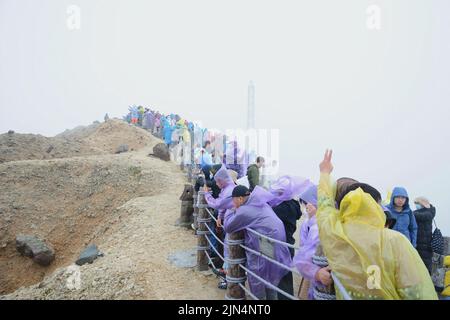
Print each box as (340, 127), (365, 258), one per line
(431, 219), (445, 255)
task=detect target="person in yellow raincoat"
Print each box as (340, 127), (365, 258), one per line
(316, 150), (437, 300)
(176, 119), (191, 144)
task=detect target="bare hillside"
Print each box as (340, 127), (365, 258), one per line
(0, 120), (222, 300)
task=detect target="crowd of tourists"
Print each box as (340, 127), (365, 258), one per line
(122, 106), (449, 300)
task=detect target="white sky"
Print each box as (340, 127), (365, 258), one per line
(1, 0), (449, 234)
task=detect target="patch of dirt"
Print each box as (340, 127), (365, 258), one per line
(0, 120), (223, 299)
(0, 133), (104, 163)
(0, 119), (156, 163)
(81, 119), (155, 154)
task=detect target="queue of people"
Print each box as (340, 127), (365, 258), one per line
(122, 106), (447, 300)
(198, 149), (445, 300)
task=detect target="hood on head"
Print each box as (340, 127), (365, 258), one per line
(339, 188), (386, 228)
(213, 164), (234, 187)
(389, 187), (410, 210)
(246, 186), (275, 207)
(298, 184), (318, 207)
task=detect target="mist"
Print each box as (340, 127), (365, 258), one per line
(1, 0), (449, 234)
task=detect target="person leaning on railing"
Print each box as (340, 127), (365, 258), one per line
(203, 164), (236, 290)
(316, 150), (437, 300)
(223, 185), (292, 300)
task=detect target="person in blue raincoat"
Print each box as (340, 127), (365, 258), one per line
(386, 187), (418, 247)
(162, 117), (174, 147)
(224, 185), (292, 300)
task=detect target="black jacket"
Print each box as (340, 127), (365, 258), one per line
(194, 176), (221, 198)
(272, 200), (302, 256)
(414, 205), (436, 251)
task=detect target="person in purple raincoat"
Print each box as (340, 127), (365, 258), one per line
(268, 176), (311, 299)
(203, 164), (235, 232)
(146, 110), (155, 131)
(292, 184), (332, 299)
(224, 185), (292, 300)
(203, 164), (236, 289)
(223, 140), (248, 179)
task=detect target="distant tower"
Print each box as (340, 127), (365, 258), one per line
(247, 81), (255, 129)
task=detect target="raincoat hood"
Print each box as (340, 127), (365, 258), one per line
(213, 164), (235, 187)
(339, 188), (386, 228)
(298, 183), (318, 207)
(245, 186), (275, 207)
(176, 119), (187, 128)
(268, 176), (312, 207)
(388, 187), (411, 211)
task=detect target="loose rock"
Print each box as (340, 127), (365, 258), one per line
(15, 235), (55, 266)
(151, 143), (170, 161)
(115, 144), (129, 154)
(76, 244), (102, 266)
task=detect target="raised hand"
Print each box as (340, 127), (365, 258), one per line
(319, 149), (334, 174)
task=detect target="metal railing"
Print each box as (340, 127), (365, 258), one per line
(130, 113), (351, 300)
(192, 191), (351, 300)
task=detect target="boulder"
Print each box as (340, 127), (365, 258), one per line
(16, 235), (55, 266)
(115, 144), (129, 154)
(76, 244), (102, 266)
(7, 130), (14, 135)
(152, 143), (170, 161)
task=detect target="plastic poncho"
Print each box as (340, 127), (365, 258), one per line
(316, 173), (438, 300)
(386, 187), (418, 247)
(162, 117), (174, 145)
(193, 125), (204, 148)
(204, 165), (235, 221)
(292, 215), (321, 299)
(383, 189), (392, 206)
(224, 141), (248, 179)
(224, 186), (292, 298)
(144, 112), (155, 130)
(292, 184), (321, 299)
(204, 165), (236, 263)
(268, 176), (312, 207)
(129, 106), (139, 120)
(176, 119), (191, 144)
(299, 183), (318, 207)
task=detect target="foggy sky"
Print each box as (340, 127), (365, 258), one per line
(1, 0), (449, 234)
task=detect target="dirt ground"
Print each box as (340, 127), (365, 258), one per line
(0, 120), (223, 299)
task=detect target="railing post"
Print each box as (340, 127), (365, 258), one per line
(191, 170), (201, 230)
(178, 184), (194, 228)
(196, 190), (210, 271)
(188, 128), (194, 181)
(226, 231), (247, 300)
